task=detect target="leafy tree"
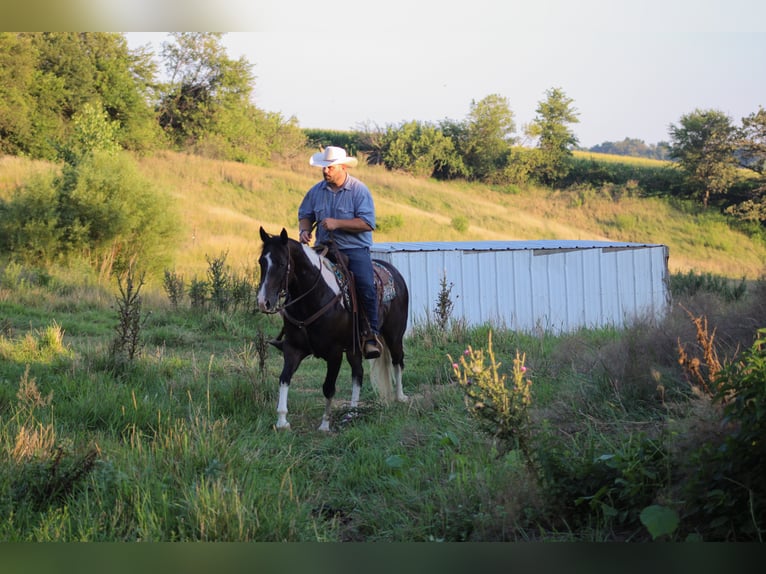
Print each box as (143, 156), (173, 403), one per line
(669, 109), (739, 207)
(526, 87), (580, 186)
(724, 107), (766, 223)
(158, 33), (253, 146)
(462, 94), (516, 181)
(0, 33), (37, 156)
(738, 107), (766, 176)
(157, 32), (305, 162)
(381, 120), (467, 179)
(0, 33), (159, 159)
(59, 101), (121, 166)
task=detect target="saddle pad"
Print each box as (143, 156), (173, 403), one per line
(320, 258), (396, 304)
(373, 261), (396, 304)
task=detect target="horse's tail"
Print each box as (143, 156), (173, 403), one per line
(368, 338), (395, 404)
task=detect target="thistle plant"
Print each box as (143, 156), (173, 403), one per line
(449, 330), (534, 468)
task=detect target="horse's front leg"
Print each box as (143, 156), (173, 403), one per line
(276, 349), (305, 430)
(318, 355), (343, 432)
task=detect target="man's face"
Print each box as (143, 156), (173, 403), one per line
(322, 164), (346, 187)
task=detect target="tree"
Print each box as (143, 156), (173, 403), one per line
(158, 33), (253, 146)
(0, 33), (37, 156)
(0, 33), (160, 159)
(669, 109), (738, 207)
(526, 87), (580, 186)
(462, 94), (516, 181)
(738, 107), (766, 176)
(724, 107), (766, 223)
(156, 32), (305, 162)
(381, 120), (467, 179)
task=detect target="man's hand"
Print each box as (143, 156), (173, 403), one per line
(322, 217), (340, 231)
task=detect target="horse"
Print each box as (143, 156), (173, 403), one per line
(256, 226), (409, 431)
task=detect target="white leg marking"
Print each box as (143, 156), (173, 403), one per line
(318, 398), (332, 432)
(276, 382), (291, 429)
(351, 380), (361, 408)
(394, 365), (408, 402)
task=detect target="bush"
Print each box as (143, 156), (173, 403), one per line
(0, 172), (62, 264)
(669, 270), (747, 302)
(1, 150), (180, 278)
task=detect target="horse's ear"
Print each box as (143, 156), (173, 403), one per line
(259, 226), (269, 242)
(280, 228), (288, 243)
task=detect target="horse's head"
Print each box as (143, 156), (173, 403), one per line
(257, 227), (290, 313)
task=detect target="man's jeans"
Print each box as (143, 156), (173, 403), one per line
(341, 247), (378, 336)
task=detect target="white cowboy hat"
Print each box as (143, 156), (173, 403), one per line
(309, 146), (359, 168)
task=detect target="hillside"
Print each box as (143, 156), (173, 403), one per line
(3, 151), (765, 281)
(134, 151), (766, 281)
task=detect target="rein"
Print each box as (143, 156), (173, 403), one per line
(269, 239), (341, 329)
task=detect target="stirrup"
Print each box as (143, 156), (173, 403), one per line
(363, 338), (381, 359)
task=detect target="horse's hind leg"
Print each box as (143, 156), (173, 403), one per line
(348, 354), (364, 408)
(385, 334), (408, 402)
(318, 356), (343, 432)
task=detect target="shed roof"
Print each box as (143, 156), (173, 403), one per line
(371, 239), (665, 253)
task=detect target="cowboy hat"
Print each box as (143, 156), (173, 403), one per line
(309, 146), (359, 168)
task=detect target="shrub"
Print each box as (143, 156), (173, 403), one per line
(449, 331), (534, 467)
(451, 216), (469, 233)
(669, 270), (747, 302)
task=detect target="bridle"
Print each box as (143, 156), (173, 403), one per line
(261, 241), (341, 328)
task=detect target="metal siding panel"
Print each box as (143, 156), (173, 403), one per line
(581, 248), (604, 328)
(565, 250), (585, 331)
(461, 252), (482, 323)
(544, 252), (568, 333)
(631, 249), (653, 320)
(495, 252), (514, 330)
(530, 253), (551, 331)
(513, 251), (535, 330)
(600, 249), (622, 328)
(618, 250), (639, 326)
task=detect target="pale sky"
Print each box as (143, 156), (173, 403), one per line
(117, 1), (766, 148)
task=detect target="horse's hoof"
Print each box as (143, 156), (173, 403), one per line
(275, 421), (291, 431)
(317, 421), (331, 432)
(397, 394), (409, 403)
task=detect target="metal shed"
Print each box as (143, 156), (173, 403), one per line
(371, 240), (670, 334)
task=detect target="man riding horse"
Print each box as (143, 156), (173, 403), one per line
(297, 146), (382, 359)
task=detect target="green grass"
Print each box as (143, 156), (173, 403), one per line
(1, 264), (763, 541)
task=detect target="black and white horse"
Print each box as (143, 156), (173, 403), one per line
(256, 227), (409, 431)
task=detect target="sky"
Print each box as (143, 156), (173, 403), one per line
(10, 0), (766, 148)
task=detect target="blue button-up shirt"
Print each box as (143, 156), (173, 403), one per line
(298, 174), (376, 250)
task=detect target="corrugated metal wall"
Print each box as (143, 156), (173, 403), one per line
(371, 241), (670, 334)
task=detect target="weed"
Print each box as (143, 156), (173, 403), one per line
(109, 259), (146, 371)
(207, 252), (231, 312)
(449, 331), (534, 469)
(163, 269), (185, 308)
(433, 270), (455, 332)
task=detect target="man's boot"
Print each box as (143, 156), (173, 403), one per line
(364, 335), (381, 359)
